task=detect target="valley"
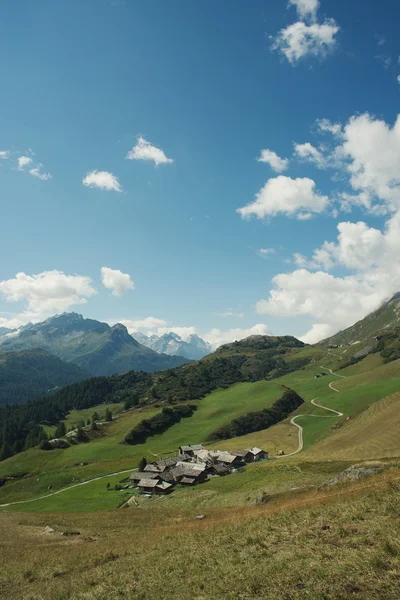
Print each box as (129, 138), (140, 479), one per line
(0, 303), (400, 599)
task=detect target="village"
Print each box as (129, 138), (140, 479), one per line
(129, 445), (269, 495)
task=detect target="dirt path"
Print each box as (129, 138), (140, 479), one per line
(277, 368), (345, 458)
(0, 467), (136, 509)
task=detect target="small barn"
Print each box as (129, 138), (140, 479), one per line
(246, 447), (268, 461)
(178, 444), (204, 457)
(216, 452), (244, 468)
(230, 450), (253, 463)
(137, 479), (173, 495)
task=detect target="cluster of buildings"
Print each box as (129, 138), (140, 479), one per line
(129, 444), (268, 495)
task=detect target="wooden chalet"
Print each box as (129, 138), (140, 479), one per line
(216, 452), (244, 468)
(137, 478), (173, 495)
(178, 444), (204, 457)
(246, 447), (268, 461)
(230, 450), (253, 463)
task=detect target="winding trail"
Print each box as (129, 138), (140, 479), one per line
(0, 365), (348, 507)
(0, 467), (136, 509)
(277, 366), (346, 458)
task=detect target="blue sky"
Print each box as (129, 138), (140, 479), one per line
(1, 0), (400, 347)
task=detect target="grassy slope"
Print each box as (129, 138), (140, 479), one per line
(1, 350), (400, 511)
(0, 379), (284, 504)
(1, 468), (400, 599)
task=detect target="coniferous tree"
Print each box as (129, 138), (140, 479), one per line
(138, 457), (147, 472)
(0, 441), (13, 462)
(105, 408), (113, 422)
(55, 421), (66, 438)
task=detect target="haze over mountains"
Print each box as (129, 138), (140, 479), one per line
(0, 313), (190, 378)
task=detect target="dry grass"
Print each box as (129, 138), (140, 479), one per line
(1, 468), (400, 599)
(304, 391), (400, 461)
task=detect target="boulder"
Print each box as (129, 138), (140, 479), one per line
(44, 526), (55, 533)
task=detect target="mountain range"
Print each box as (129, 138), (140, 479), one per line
(134, 331), (212, 360)
(0, 313), (190, 379)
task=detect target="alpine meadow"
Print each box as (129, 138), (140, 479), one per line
(1, 1), (400, 599)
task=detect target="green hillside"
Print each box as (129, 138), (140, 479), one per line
(321, 292), (400, 347)
(0, 348), (87, 406)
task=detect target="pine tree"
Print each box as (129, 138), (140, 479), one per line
(55, 421), (66, 438)
(138, 457), (147, 472)
(105, 408), (113, 422)
(0, 441), (13, 462)
(92, 412), (99, 423)
(86, 418), (91, 426)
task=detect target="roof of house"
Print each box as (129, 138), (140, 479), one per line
(156, 481), (173, 490)
(246, 447), (265, 455)
(176, 461), (206, 471)
(137, 479), (159, 488)
(212, 463), (231, 474)
(144, 463), (166, 473)
(171, 465), (205, 479)
(217, 452), (238, 464)
(129, 471), (159, 481)
(179, 444), (204, 452)
(230, 450), (251, 458)
(195, 449), (212, 461)
(180, 477), (196, 485)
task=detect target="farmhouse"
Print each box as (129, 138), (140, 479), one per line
(247, 447), (268, 461)
(137, 479), (173, 495)
(178, 444), (204, 457)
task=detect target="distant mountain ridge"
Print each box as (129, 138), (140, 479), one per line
(0, 348), (87, 406)
(0, 313), (190, 376)
(136, 331), (212, 360)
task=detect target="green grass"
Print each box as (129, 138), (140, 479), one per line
(1, 354), (400, 512)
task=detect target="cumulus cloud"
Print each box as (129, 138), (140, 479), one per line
(100, 267), (134, 296)
(316, 118), (343, 137)
(256, 211), (400, 343)
(272, 19), (339, 64)
(204, 324), (270, 349)
(294, 142), (326, 167)
(258, 149), (289, 172)
(237, 176), (329, 220)
(217, 312), (245, 318)
(83, 170), (122, 192)
(29, 166), (52, 181)
(119, 317), (168, 333)
(126, 136), (173, 166)
(18, 156), (33, 170)
(0, 151), (9, 159)
(0, 270), (96, 328)
(289, 0), (319, 21)
(338, 113), (400, 212)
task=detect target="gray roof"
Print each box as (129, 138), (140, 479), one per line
(212, 463), (231, 474)
(156, 481), (173, 490)
(144, 463), (166, 473)
(180, 477), (196, 484)
(230, 450), (250, 458)
(217, 452), (238, 464)
(246, 447), (266, 455)
(137, 479), (159, 488)
(129, 472), (159, 481)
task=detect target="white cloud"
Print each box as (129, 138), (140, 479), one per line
(237, 176), (329, 220)
(119, 317), (168, 333)
(29, 166), (52, 181)
(18, 156), (33, 170)
(256, 211), (400, 343)
(83, 170), (122, 192)
(217, 312), (245, 318)
(316, 118), (343, 137)
(271, 19), (339, 64)
(294, 142), (325, 167)
(126, 136), (173, 166)
(289, 0), (319, 21)
(0, 151), (9, 159)
(258, 149), (289, 172)
(204, 324), (270, 349)
(0, 270), (97, 328)
(397, 75), (400, 84)
(100, 267), (134, 296)
(335, 113), (400, 213)
(258, 248), (276, 258)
